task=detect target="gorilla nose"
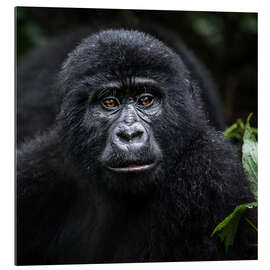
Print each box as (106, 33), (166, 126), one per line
(117, 129), (143, 142)
(113, 123), (148, 148)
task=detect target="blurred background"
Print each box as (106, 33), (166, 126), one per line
(16, 7), (258, 127)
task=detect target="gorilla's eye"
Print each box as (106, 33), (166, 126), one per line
(102, 97), (120, 109)
(137, 95), (154, 107)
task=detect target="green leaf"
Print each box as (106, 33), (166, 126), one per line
(215, 113), (258, 251)
(224, 119), (245, 141)
(211, 202), (257, 252)
(224, 123), (238, 137)
(242, 113), (258, 200)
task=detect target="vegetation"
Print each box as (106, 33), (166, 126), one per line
(212, 113), (258, 251)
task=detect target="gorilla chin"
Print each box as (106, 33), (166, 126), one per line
(98, 135), (164, 195)
(100, 144), (162, 175)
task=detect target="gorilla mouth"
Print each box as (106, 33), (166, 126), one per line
(106, 161), (157, 173)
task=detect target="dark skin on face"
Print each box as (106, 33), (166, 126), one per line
(88, 77), (164, 174)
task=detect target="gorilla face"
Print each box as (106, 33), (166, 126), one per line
(57, 30), (199, 194)
(97, 77), (163, 173)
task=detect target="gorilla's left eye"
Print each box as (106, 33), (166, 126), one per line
(102, 97), (120, 109)
(137, 95), (154, 107)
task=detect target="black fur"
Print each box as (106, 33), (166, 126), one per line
(16, 29), (257, 265)
(17, 25), (225, 146)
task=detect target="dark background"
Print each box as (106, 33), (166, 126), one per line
(16, 7), (258, 126)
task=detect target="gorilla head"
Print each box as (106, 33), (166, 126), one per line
(56, 30), (201, 195)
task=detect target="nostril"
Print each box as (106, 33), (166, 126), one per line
(117, 131), (130, 141)
(131, 130), (143, 140)
(117, 130), (144, 142)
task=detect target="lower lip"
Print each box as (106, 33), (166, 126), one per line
(106, 163), (156, 173)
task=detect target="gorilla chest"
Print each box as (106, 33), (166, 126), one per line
(50, 203), (152, 264)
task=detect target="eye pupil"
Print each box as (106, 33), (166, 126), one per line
(103, 98), (117, 108)
(139, 96), (152, 106)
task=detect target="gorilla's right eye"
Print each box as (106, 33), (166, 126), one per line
(102, 97), (120, 109)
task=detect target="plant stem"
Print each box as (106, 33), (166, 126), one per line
(245, 217), (258, 232)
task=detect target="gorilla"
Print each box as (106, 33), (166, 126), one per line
(16, 29), (257, 265)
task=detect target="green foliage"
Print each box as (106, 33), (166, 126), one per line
(224, 113), (258, 199)
(211, 202), (257, 252)
(242, 114), (258, 200)
(224, 116), (257, 142)
(212, 113), (258, 251)
(16, 7), (47, 59)
(191, 16), (223, 46)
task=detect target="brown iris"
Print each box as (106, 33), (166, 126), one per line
(103, 98), (118, 108)
(138, 95), (153, 107)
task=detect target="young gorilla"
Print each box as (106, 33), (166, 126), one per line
(17, 30), (257, 265)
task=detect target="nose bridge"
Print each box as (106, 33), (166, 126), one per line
(120, 104), (138, 125)
(112, 104), (148, 148)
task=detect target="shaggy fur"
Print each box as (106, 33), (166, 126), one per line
(16, 29), (257, 265)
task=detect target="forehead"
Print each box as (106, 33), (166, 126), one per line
(67, 30), (179, 79)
